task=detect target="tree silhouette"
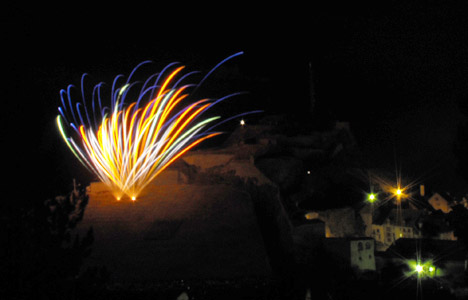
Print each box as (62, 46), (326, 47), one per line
(448, 204), (468, 247)
(1, 185), (107, 299)
(454, 96), (468, 185)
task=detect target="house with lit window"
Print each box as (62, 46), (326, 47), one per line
(368, 207), (423, 251)
(293, 212), (376, 275)
(360, 200), (458, 251)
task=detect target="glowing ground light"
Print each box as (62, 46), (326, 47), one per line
(57, 52), (261, 200)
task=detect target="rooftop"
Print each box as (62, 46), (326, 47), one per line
(384, 238), (467, 261)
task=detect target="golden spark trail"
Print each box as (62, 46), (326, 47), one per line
(56, 53), (260, 199)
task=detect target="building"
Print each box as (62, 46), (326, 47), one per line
(78, 149), (294, 287)
(294, 219), (326, 239)
(358, 204), (424, 251)
(370, 208), (423, 251)
(418, 209), (458, 241)
(322, 237), (376, 272)
(360, 194), (458, 252)
(428, 192), (453, 213)
(303, 207), (364, 238)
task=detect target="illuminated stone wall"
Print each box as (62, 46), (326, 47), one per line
(79, 152), (285, 284)
(81, 179), (272, 283)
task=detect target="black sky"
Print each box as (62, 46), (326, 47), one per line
(5, 3), (468, 198)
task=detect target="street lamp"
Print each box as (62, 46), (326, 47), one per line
(407, 260), (437, 278)
(415, 264), (423, 274)
(393, 186), (405, 201)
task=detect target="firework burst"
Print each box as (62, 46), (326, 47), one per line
(57, 52), (260, 200)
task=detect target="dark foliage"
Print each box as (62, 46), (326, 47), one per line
(454, 119), (468, 184)
(0, 186), (107, 299)
(448, 204), (468, 247)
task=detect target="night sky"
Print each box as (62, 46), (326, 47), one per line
(5, 3), (468, 199)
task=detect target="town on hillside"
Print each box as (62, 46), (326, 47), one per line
(79, 114), (468, 299)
